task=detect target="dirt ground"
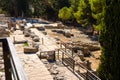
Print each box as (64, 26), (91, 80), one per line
(46, 28), (95, 43)
(45, 28), (101, 71)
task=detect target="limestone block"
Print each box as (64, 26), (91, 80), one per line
(24, 47), (38, 53)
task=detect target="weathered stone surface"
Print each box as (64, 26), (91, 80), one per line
(12, 35), (28, 44)
(81, 47), (90, 57)
(24, 31), (30, 37)
(14, 40), (28, 44)
(64, 32), (71, 38)
(73, 42), (100, 51)
(37, 27), (45, 31)
(0, 26), (9, 37)
(32, 42), (39, 49)
(40, 53), (48, 59)
(32, 37), (40, 42)
(56, 30), (64, 34)
(24, 47), (38, 53)
(30, 33), (36, 38)
(80, 60), (91, 70)
(47, 51), (55, 61)
(42, 31), (47, 35)
(0, 72), (5, 80)
(77, 51), (85, 61)
(51, 29), (57, 32)
(0, 43), (2, 47)
(72, 46), (90, 57)
(87, 44), (100, 51)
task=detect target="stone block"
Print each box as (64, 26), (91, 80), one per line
(24, 47), (38, 53)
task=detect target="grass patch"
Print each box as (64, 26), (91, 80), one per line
(23, 42), (29, 47)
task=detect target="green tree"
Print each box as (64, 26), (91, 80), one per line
(0, 0), (14, 15)
(98, 0), (120, 80)
(0, 0), (29, 17)
(74, 0), (93, 28)
(58, 7), (72, 20)
(89, 0), (104, 32)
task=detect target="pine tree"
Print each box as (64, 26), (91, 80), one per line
(98, 0), (120, 80)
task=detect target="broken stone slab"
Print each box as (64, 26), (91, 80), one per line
(24, 47), (38, 53)
(32, 37), (40, 42)
(19, 23), (25, 30)
(0, 52), (2, 56)
(87, 44), (100, 51)
(51, 29), (57, 32)
(40, 53), (48, 59)
(77, 50), (85, 61)
(0, 72), (5, 80)
(24, 31), (30, 37)
(80, 60), (91, 70)
(24, 28), (31, 32)
(0, 43), (2, 47)
(55, 75), (64, 80)
(23, 29), (31, 34)
(30, 33), (36, 38)
(0, 58), (3, 62)
(32, 42), (39, 49)
(51, 70), (59, 75)
(47, 51), (56, 61)
(14, 40), (28, 44)
(0, 27), (10, 37)
(56, 30), (64, 34)
(0, 56), (3, 60)
(0, 47), (2, 51)
(76, 46), (90, 57)
(77, 42), (100, 51)
(82, 47), (90, 57)
(64, 32), (71, 38)
(72, 46), (80, 53)
(26, 23), (33, 28)
(37, 27), (45, 31)
(42, 31), (47, 35)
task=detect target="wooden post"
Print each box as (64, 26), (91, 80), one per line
(53, 51), (56, 61)
(73, 60), (75, 72)
(60, 42), (62, 49)
(58, 49), (59, 60)
(71, 44), (74, 57)
(86, 70), (88, 80)
(40, 52), (41, 59)
(65, 44), (66, 52)
(62, 52), (64, 64)
(42, 38), (44, 45)
(71, 47), (73, 57)
(13, 36), (15, 44)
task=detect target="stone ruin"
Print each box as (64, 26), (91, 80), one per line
(0, 26), (9, 37)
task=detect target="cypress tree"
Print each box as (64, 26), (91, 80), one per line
(98, 0), (120, 80)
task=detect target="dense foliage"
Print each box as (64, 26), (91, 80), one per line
(89, 0), (104, 31)
(98, 0), (120, 80)
(58, 0), (103, 31)
(0, 0), (70, 18)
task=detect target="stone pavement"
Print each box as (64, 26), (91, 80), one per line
(30, 28), (59, 51)
(10, 30), (53, 80)
(18, 53), (53, 80)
